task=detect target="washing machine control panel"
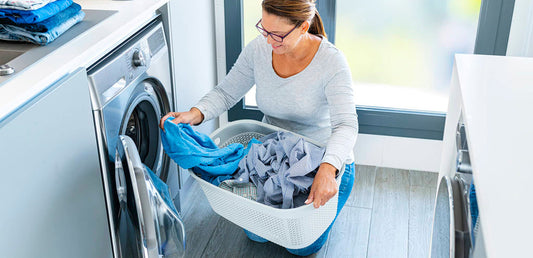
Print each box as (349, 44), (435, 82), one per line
(132, 49), (146, 67)
(126, 40), (151, 81)
(88, 20), (167, 108)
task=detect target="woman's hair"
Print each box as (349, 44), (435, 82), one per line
(261, 0), (327, 38)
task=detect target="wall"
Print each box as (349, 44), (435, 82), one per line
(507, 0), (533, 57)
(166, 0), (219, 193)
(168, 0), (218, 135)
(354, 134), (442, 172)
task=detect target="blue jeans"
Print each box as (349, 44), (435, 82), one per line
(244, 163), (356, 256)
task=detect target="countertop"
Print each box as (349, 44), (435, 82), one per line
(0, 0), (168, 122)
(454, 54), (533, 257)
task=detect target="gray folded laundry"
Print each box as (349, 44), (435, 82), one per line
(235, 131), (325, 209)
(0, 0), (53, 11)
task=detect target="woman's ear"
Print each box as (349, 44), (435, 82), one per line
(300, 21), (310, 34)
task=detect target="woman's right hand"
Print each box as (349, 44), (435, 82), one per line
(159, 107), (205, 130)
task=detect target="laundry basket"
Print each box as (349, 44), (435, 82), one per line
(188, 120), (345, 249)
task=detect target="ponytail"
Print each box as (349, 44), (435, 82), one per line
(309, 10), (327, 38)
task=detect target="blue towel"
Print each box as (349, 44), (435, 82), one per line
(0, 9), (84, 45)
(144, 165), (178, 214)
(17, 2), (81, 32)
(161, 118), (260, 186)
(0, 0), (72, 24)
(469, 182), (479, 243)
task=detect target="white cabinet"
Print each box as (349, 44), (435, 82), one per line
(0, 68), (112, 258)
(433, 54), (533, 257)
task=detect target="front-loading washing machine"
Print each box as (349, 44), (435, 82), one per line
(87, 16), (185, 257)
(430, 111), (481, 258)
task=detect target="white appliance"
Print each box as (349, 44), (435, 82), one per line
(87, 16), (185, 257)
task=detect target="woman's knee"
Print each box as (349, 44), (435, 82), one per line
(243, 229), (268, 243)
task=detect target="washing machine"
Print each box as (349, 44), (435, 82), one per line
(430, 111), (481, 258)
(87, 16), (185, 257)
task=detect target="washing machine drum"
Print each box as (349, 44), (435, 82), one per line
(118, 79), (170, 177)
(124, 99), (160, 169)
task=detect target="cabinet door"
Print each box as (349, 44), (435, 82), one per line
(0, 68), (113, 258)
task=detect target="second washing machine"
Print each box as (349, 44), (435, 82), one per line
(430, 111), (481, 258)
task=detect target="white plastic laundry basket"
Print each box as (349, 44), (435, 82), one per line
(188, 120), (345, 249)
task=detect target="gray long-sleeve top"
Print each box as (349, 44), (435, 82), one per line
(195, 35), (358, 170)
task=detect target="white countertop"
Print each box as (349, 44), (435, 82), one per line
(454, 54), (533, 257)
(0, 0), (168, 121)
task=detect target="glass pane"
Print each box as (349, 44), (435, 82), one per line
(243, 0), (263, 45)
(336, 0), (481, 112)
(242, 0), (262, 107)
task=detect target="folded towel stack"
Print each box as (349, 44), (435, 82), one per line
(0, 0), (85, 45)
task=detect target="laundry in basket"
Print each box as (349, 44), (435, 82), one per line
(160, 119), (259, 185)
(187, 120), (346, 249)
(231, 131), (325, 209)
(161, 118), (326, 209)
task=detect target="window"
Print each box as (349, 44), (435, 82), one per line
(242, 0), (262, 108)
(224, 0), (513, 140)
(335, 0), (481, 112)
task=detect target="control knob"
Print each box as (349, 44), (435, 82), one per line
(132, 49), (146, 67)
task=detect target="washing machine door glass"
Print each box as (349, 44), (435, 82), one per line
(116, 135), (185, 258)
(431, 176), (453, 258)
(431, 176), (472, 258)
(115, 137), (145, 258)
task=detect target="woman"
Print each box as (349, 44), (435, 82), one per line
(160, 0), (357, 255)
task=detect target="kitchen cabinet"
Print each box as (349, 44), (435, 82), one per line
(0, 68), (112, 257)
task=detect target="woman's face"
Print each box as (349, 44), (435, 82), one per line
(260, 10), (305, 55)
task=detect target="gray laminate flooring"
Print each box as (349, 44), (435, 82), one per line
(180, 165), (438, 258)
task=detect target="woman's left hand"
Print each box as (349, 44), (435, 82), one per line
(305, 163), (338, 208)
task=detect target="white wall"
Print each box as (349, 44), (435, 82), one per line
(166, 0), (219, 192)
(214, 0), (229, 126)
(354, 134), (442, 172)
(507, 0), (533, 57)
(168, 0), (218, 135)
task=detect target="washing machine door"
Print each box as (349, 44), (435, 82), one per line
(116, 135), (186, 258)
(430, 176), (472, 258)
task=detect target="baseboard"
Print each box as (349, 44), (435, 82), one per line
(354, 134), (442, 172)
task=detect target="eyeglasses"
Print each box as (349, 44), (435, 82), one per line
(255, 19), (300, 43)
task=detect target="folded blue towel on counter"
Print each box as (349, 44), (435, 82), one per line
(0, 9), (83, 45)
(0, 0), (72, 24)
(161, 119), (260, 186)
(16, 2), (81, 32)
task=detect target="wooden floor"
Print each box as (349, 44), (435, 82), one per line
(180, 165), (438, 258)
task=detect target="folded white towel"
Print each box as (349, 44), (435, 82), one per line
(0, 0), (54, 11)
